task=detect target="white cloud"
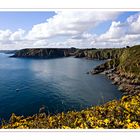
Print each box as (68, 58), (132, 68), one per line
(33, 40), (49, 47)
(98, 21), (126, 41)
(10, 29), (25, 41)
(26, 11), (120, 40)
(1, 11), (140, 50)
(94, 12), (140, 48)
(127, 14), (140, 34)
(0, 29), (12, 41)
(25, 11), (140, 49)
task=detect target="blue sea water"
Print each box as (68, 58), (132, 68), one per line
(0, 53), (122, 120)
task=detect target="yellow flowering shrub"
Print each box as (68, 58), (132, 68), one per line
(1, 93), (140, 129)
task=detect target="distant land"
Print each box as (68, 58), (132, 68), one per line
(0, 50), (17, 54)
(10, 47), (97, 58)
(10, 47), (128, 59)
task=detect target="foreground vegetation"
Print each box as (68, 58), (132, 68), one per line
(1, 93), (140, 129)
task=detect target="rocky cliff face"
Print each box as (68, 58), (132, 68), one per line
(89, 45), (140, 95)
(11, 47), (124, 60)
(11, 48), (77, 58)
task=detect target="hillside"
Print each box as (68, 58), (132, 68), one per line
(90, 45), (140, 95)
(84, 48), (124, 60)
(118, 45), (140, 77)
(90, 45), (140, 78)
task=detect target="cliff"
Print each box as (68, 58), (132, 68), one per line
(75, 48), (124, 60)
(118, 45), (140, 78)
(90, 45), (140, 95)
(11, 47), (124, 60)
(90, 45), (140, 77)
(11, 48), (77, 58)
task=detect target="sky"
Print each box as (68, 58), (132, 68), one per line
(0, 11), (140, 50)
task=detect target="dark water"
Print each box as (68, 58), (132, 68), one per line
(0, 53), (122, 120)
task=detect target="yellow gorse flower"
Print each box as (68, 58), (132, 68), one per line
(1, 93), (140, 129)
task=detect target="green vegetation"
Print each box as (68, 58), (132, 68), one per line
(118, 45), (140, 78)
(1, 93), (140, 129)
(90, 45), (140, 78)
(84, 48), (124, 60)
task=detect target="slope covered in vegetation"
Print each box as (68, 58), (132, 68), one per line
(84, 48), (124, 60)
(1, 93), (140, 129)
(90, 45), (140, 77)
(118, 45), (140, 78)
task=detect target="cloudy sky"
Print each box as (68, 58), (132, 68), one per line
(0, 11), (140, 50)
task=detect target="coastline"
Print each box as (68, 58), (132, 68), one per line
(1, 45), (140, 129)
(88, 50), (140, 96)
(89, 67), (140, 96)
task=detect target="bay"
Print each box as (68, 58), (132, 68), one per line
(0, 53), (122, 120)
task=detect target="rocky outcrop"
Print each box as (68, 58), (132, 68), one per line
(74, 50), (85, 58)
(89, 58), (119, 74)
(89, 45), (140, 95)
(105, 70), (140, 95)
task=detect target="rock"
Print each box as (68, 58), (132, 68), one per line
(39, 105), (46, 114)
(90, 63), (108, 75)
(90, 70), (101, 75)
(106, 73), (113, 78)
(112, 81), (117, 85)
(114, 77), (121, 84)
(86, 72), (90, 74)
(118, 85), (124, 91)
(134, 86), (140, 90)
(16, 89), (20, 92)
(75, 51), (85, 58)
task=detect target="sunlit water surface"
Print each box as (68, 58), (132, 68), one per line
(0, 53), (122, 120)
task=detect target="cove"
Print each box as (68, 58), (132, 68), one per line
(0, 53), (122, 120)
